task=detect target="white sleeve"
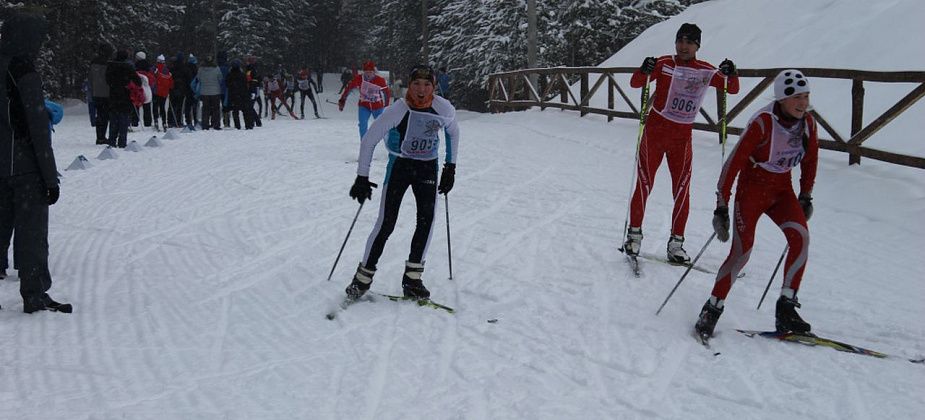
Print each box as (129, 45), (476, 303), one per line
(433, 96), (460, 165)
(357, 100), (408, 177)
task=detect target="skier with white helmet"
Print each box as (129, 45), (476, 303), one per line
(695, 69), (819, 340)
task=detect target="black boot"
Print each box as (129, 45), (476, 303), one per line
(775, 295), (811, 334)
(24, 293), (73, 314)
(401, 261), (430, 299)
(345, 263), (375, 300)
(694, 298), (724, 338)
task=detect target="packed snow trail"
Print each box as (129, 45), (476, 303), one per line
(0, 89), (921, 418)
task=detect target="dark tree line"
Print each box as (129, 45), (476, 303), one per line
(2, 0), (701, 110)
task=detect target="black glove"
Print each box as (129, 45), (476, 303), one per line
(640, 57), (657, 75)
(349, 176), (378, 204)
(798, 193), (813, 221)
(438, 163), (455, 195)
(47, 186), (60, 205)
(719, 58), (736, 76)
(713, 206), (730, 242)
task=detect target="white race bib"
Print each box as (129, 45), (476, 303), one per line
(400, 110), (444, 160)
(758, 113), (806, 173)
(360, 80), (382, 103)
(660, 67), (716, 124)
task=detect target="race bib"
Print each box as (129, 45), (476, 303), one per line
(660, 67), (715, 124)
(360, 80), (382, 103)
(298, 79), (311, 90)
(400, 110), (444, 160)
(758, 116), (806, 173)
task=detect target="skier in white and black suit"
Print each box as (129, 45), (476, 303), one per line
(0, 12), (72, 313)
(344, 65), (460, 301)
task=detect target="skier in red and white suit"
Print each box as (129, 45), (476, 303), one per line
(623, 23), (740, 264)
(694, 69), (819, 338)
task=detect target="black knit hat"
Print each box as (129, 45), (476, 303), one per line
(676, 23), (701, 47)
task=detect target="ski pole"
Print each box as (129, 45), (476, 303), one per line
(619, 74), (651, 253)
(656, 232), (715, 315)
(444, 194), (454, 280)
(757, 245), (787, 310)
(326, 203), (364, 281)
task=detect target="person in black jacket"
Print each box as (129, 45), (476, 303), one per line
(0, 12), (72, 313)
(168, 54), (190, 128)
(105, 48), (141, 147)
(89, 43), (113, 143)
(225, 60), (255, 129)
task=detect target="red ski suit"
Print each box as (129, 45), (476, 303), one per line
(628, 55), (739, 236)
(709, 102), (819, 300)
(340, 74), (391, 110)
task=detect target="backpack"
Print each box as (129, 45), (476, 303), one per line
(126, 80), (145, 107)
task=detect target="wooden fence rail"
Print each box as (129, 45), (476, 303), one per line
(487, 67), (925, 169)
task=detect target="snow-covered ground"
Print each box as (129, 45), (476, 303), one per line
(1, 1), (923, 419)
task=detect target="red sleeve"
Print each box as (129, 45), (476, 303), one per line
(710, 72), (740, 94)
(716, 115), (769, 205)
(629, 58), (664, 88)
(799, 114), (819, 196)
(340, 75), (362, 101)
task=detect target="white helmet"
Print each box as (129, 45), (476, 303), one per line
(774, 69), (810, 100)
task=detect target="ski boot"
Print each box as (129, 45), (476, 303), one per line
(694, 298), (724, 338)
(24, 293), (73, 314)
(666, 235), (691, 265)
(401, 261), (430, 300)
(345, 263), (376, 301)
(0, 269), (6, 279)
(775, 295), (811, 334)
(623, 227), (643, 256)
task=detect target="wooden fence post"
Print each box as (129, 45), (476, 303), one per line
(580, 72), (589, 117)
(850, 79), (865, 165)
(608, 72), (615, 122)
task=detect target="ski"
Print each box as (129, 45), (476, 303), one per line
(371, 292), (455, 314)
(325, 295), (372, 320)
(326, 293), (454, 320)
(626, 254), (641, 277)
(737, 329), (924, 364)
(692, 329), (723, 357)
(638, 252), (713, 274)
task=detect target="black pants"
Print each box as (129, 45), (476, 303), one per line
(361, 158), (438, 270)
(299, 89), (318, 117)
(93, 96), (110, 143)
(0, 173), (53, 301)
(133, 103), (152, 127)
(168, 94), (185, 127)
(200, 95), (221, 129)
(153, 96), (168, 127)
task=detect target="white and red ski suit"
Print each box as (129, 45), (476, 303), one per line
(709, 102), (819, 300)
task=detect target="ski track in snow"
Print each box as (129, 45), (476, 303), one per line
(1, 56), (924, 418)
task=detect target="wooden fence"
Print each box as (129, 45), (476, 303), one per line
(487, 67), (925, 169)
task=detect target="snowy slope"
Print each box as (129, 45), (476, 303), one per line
(1, 2), (924, 419)
(594, 0), (925, 157)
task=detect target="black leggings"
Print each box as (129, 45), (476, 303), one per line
(361, 158), (438, 270)
(299, 89), (318, 116)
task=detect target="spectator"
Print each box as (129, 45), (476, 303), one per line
(89, 42), (113, 144)
(197, 54), (224, 130)
(0, 11), (72, 313)
(105, 48), (141, 147)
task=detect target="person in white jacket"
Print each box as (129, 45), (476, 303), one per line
(343, 65), (460, 302)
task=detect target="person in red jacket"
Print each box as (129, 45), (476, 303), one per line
(338, 60), (391, 139)
(152, 55), (174, 132)
(622, 23), (740, 264)
(694, 69), (818, 339)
